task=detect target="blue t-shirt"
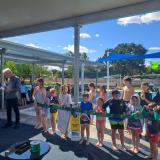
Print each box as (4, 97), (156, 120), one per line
(80, 101), (93, 113)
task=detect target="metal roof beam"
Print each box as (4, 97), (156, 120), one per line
(0, 40), (73, 61)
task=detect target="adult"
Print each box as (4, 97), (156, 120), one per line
(2, 68), (21, 129)
(88, 83), (96, 124)
(57, 85), (72, 139)
(32, 78), (46, 129)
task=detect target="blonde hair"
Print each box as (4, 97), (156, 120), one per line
(50, 88), (56, 93)
(3, 68), (12, 74)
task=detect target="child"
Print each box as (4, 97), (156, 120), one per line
(139, 82), (152, 137)
(139, 82), (152, 107)
(127, 95), (142, 154)
(32, 78), (46, 129)
(49, 88), (59, 135)
(122, 77), (134, 103)
(95, 98), (106, 147)
(122, 77), (134, 131)
(103, 89), (127, 151)
(41, 91), (50, 133)
(99, 85), (107, 103)
(57, 85), (72, 139)
(143, 103), (160, 160)
(79, 93), (93, 145)
(20, 80), (28, 106)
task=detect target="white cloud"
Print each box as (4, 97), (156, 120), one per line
(80, 33), (91, 38)
(25, 43), (40, 48)
(149, 47), (160, 51)
(64, 44), (96, 54)
(95, 34), (100, 37)
(117, 11), (160, 26)
(47, 66), (61, 71)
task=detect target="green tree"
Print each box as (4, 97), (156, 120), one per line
(146, 61), (160, 74)
(65, 51), (89, 78)
(100, 43), (147, 76)
(4, 61), (52, 79)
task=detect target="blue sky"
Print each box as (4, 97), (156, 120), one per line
(4, 11), (160, 62)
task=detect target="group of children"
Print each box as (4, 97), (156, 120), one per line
(32, 78), (159, 160)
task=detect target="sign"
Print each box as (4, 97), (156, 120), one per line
(70, 114), (81, 141)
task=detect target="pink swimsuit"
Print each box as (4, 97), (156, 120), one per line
(96, 106), (105, 126)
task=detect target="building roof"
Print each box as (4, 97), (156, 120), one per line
(0, 0), (159, 38)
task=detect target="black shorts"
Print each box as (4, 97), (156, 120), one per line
(110, 123), (124, 130)
(80, 119), (90, 125)
(21, 93), (26, 98)
(80, 114), (91, 125)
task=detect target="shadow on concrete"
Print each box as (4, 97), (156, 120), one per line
(104, 127), (150, 152)
(43, 133), (146, 160)
(0, 119), (40, 153)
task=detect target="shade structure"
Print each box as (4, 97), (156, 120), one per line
(98, 52), (160, 63)
(0, 0), (160, 38)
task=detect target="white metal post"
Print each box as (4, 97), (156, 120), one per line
(106, 52), (110, 98)
(1, 48), (5, 109)
(73, 25), (80, 104)
(62, 62), (65, 85)
(81, 62), (84, 94)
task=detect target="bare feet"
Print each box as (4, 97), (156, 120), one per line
(99, 143), (103, 147)
(130, 147), (135, 152)
(121, 145), (127, 151)
(50, 131), (56, 135)
(34, 124), (39, 129)
(37, 125), (43, 129)
(112, 145), (118, 151)
(79, 139), (84, 144)
(86, 140), (90, 146)
(96, 142), (100, 146)
(61, 134), (66, 140)
(133, 148), (139, 154)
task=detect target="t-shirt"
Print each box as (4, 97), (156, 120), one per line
(80, 101), (93, 113)
(80, 101), (93, 121)
(50, 96), (59, 113)
(20, 84), (28, 94)
(103, 99), (127, 122)
(139, 92), (152, 107)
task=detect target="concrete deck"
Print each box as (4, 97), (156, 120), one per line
(0, 106), (159, 160)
